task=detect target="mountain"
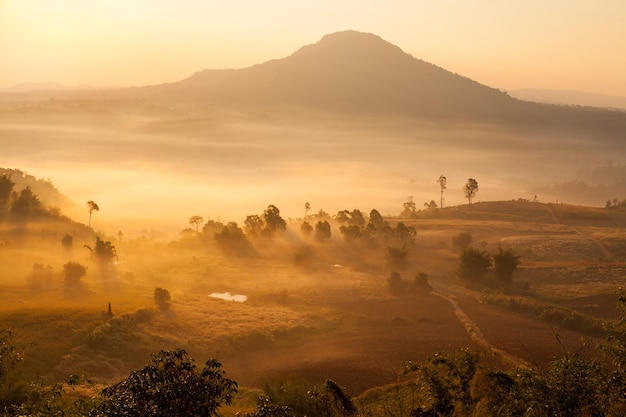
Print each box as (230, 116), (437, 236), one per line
(148, 31), (515, 120)
(132, 30), (626, 135)
(508, 88), (626, 111)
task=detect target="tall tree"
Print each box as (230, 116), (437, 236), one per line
(304, 201), (311, 217)
(438, 174), (447, 208)
(86, 200), (99, 227)
(11, 187), (42, 217)
(189, 215), (204, 233)
(463, 178), (479, 205)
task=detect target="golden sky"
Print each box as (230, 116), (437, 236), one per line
(1, 0), (626, 95)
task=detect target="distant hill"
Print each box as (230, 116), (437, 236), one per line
(0, 82), (95, 93)
(509, 88), (626, 111)
(130, 30), (626, 136)
(0, 168), (79, 214)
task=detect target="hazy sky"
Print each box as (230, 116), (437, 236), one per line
(1, 0), (626, 95)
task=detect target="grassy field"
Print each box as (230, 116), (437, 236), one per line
(1, 200), (626, 414)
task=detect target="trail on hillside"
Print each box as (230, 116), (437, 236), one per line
(432, 290), (530, 369)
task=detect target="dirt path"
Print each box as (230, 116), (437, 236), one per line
(432, 290), (530, 369)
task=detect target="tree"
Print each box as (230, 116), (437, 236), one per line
(401, 196), (417, 218)
(89, 349), (237, 417)
(424, 200), (438, 210)
(154, 287), (171, 311)
(304, 201), (311, 218)
(387, 271), (406, 295)
(438, 175), (447, 208)
(61, 234), (73, 251)
(368, 209), (385, 229)
(314, 220), (331, 241)
(84, 237), (117, 265)
(189, 215), (204, 233)
(300, 221), (313, 236)
(11, 187), (43, 217)
(86, 200), (99, 227)
(63, 261), (87, 286)
(262, 205), (287, 238)
(0, 174), (14, 215)
(493, 246), (520, 282)
(457, 247), (491, 283)
(463, 178), (479, 205)
(244, 214), (264, 238)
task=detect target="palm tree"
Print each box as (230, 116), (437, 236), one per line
(86, 200), (99, 227)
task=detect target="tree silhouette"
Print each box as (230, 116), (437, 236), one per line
(463, 178), (479, 205)
(189, 215), (204, 233)
(438, 174), (447, 208)
(89, 349), (237, 417)
(493, 246), (521, 282)
(457, 247), (491, 283)
(261, 205), (287, 238)
(154, 287), (171, 311)
(401, 196), (416, 218)
(0, 174), (15, 215)
(314, 220), (331, 241)
(11, 187), (43, 217)
(86, 200), (99, 227)
(304, 201), (311, 217)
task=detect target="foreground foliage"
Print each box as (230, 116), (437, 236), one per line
(89, 349), (237, 417)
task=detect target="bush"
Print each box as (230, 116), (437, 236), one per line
(493, 246), (520, 282)
(457, 248), (491, 284)
(63, 262), (87, 286)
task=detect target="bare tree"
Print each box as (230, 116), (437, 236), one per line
(86, 200), (99, 227)
(463, 178), (479, 205)
(438, 174), (447, 208)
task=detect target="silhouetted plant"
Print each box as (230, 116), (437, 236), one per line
(89, 349), (237, 417)
(86, 200), (99, 227)
(387, 271), (406, 296)
(457, 247), (491, 283)
(300, 221), (313, 236)
(61, 233), (73, 251)
(189, 215), (204, 232)
(493, 245), (521, 282)
(0, 174), (14, 215)
(410, 272), (432, 294)
(463, 178), (479, 205)
(85, 237), (117, 265)
(261, 205), (287, 238)
(11, 186), (43, 217)
(63, 262), (87, 286)
(154, 287), (171, 311)
(314, 220), (331, 241)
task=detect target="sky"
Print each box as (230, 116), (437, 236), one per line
(1, 1), (626, 96)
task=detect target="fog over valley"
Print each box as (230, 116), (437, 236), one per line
(3, 28), (626, 416)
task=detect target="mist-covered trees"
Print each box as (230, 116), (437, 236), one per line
(457, 245), (521, 285)
(84, 237), (117, 266)
(314, 220), (331, 241)
(11, 187), (43, 217)
(89, 349), (237, 417)
(464, 178), (479, 205)
(0, 175), (15, 216)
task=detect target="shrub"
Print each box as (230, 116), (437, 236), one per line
(63, 262), (87, 286)
(493, 245), (521, 282)
(457, 248), (491, 284)
(154, 287), (171, 311)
